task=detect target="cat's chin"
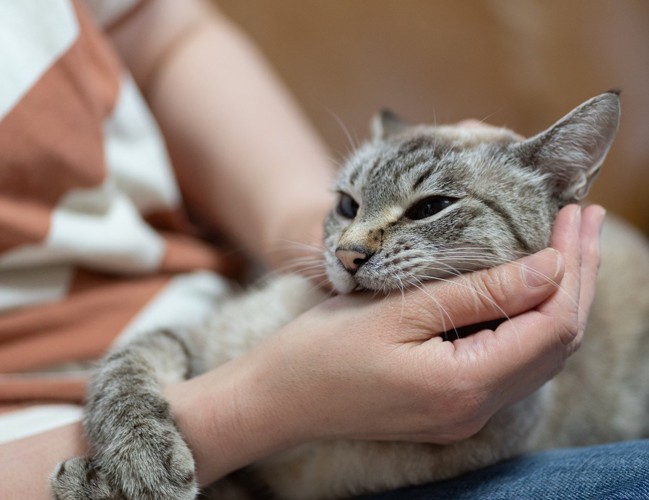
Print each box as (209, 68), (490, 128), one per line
(331, 279), (360, 294)
(327, 272), (360, 294)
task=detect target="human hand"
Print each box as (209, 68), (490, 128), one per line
(245, 204), (603, 445)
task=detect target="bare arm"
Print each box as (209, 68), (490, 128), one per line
(109, 0), (335, 268)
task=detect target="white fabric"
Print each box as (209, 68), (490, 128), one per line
(0, 0), (78, 120)
(0, 181), (166, 274)
(0, 404), (83, 444)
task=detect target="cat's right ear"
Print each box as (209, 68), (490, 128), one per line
(515, 91), (621, 203)
(371, 110), (410, 140)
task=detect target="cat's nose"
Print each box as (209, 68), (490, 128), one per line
(335, 247), (373, 274)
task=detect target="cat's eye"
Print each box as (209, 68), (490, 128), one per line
(405, 196), (457, 221)
(336, 193), (359, 219)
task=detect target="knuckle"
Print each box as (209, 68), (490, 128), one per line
(558, 312), (581, 347)
(545, 316), (581, 370)
(469, 267), (511, 312)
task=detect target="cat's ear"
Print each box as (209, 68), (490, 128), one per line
(371, 110), (410, 140)
(515, 91), (621, 202)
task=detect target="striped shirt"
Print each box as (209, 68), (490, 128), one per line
(0, 0), (235, 441)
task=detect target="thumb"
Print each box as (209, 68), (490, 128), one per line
(404, 247), (565, 336)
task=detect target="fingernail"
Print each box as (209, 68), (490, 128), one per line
(521, 248), (563, 287)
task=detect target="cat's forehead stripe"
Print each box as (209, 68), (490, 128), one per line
(367, 152), (441, 188)
(412, 164), (436, 190)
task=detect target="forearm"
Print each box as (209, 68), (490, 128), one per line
(0, 361), (296, 498)
(0, 422), (86, 499)
(110, 0), (335, 267)
(165, 352), (304, 486)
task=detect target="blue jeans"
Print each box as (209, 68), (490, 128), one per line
(362, 440), (649, 499)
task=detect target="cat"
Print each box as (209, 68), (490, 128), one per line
(51, 91), (649, 499)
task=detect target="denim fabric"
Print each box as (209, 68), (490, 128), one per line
(361, 440), (649, 499)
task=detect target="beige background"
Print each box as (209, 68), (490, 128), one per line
(216, 0), (649, 235)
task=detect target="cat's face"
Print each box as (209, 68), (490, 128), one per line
(323, 92), (620, 293)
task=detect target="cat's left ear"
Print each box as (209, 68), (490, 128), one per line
(515, 91), (621, 202)
(371, 110), (410, 140)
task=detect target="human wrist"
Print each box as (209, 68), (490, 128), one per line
(165, 353), (307, 486)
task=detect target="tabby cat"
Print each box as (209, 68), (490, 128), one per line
(51, 91), (649, 499)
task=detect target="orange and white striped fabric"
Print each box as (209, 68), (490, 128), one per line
(0, 0), (236, 442)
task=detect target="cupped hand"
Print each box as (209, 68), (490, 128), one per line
(249, 204), (604, 445)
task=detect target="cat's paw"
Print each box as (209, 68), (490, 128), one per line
(50, 457), (113, 500)
(92, 418), (198, 500)
(50, 431), (198, 500)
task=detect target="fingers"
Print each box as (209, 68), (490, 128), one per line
(541, 204), (584, 346)
(540, 204), (604, 350)
(576, 205), (606, 336)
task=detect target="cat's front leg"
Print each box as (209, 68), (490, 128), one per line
(51, 329), (199, 500)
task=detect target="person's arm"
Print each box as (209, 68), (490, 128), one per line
(0, 204), (604, 497)
(109, 0), (335, 269)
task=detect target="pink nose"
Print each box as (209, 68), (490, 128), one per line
(335, 248), (371, 273)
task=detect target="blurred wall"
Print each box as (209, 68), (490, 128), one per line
(216, 0), (649, 234)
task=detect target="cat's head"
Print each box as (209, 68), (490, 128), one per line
(323, 92), (620, 293)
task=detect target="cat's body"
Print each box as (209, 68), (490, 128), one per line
(51, 92), (649, 500)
